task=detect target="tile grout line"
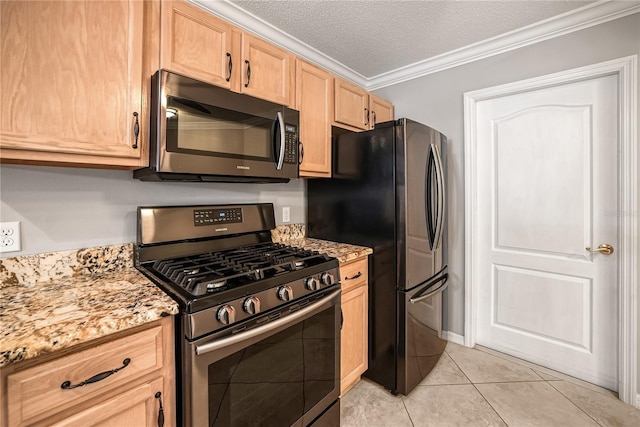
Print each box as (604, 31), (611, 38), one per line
(445, 348), (511, 426)
(400, 396), (416, 427)
(546, 380), (606, 427)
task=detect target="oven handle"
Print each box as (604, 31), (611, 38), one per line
(195, 289), (341, 356)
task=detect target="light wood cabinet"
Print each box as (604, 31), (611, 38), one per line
(369, 94), (395, 129)
(334, 78), (370, 131)
(241, 33), (295, 107)
(160, 0), (235, 90)
(52, 378), (164, 427)
(296, 60), (333, 177)
(160, 1), (294, 107)
(0, 0), (147, 168)
(340, 257), (369, 396)
(1, 317), (175, 427)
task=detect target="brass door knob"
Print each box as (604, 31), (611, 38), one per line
(586, 244), (614, 255)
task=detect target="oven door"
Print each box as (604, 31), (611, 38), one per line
(183, 289), (341, 427)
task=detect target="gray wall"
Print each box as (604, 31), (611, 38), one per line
(0, 165), (305, 256)
(374, 13), (640, 392)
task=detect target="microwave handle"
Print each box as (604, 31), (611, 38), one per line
(274, 112), (285, 170)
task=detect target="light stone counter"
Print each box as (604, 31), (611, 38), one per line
(271, 224), (373, 263)
(0, 244), (178, 367)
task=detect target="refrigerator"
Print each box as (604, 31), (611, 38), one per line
(307, 118), (448, 395)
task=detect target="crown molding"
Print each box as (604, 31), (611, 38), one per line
(367, 1), (640, 90)
(192, 0), (639, 91)
(192, 0), (369, 87)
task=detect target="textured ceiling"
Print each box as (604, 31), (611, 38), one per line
(225, 0), (596, 78)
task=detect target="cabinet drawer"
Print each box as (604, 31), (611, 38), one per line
(340, 258), (368, 293)
(7, 326), (164, 426)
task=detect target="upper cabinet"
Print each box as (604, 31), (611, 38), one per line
(334, 78), (370, 130)
(241, 33), (295, 107)
(160, 1), (234, 90)
(160, 1), (294, 107)
(296, 60), (333, 177)
(0, 0), (147, 167)
(369, 94), (395, 129)
(334, 78), (394, 131)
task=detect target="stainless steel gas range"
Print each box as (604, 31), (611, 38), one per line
(135, 203), (341, 427)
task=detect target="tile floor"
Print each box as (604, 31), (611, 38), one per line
(340, 342), (640, 426)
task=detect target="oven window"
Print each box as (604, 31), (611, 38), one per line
(208, 307), (336, 426)
(166, 96), (273, 160)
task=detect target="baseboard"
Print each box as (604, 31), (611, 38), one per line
(442, 330), (465, 346)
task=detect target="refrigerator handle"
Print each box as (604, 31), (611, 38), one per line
(426, 145), (436, 249)
(433, 143), (445, 249)
(409, 273), (449, 304)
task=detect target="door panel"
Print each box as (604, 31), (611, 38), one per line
(476, 74), (618, 390)
(494, 105), (591, 256)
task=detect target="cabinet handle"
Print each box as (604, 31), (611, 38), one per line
(372, 110), (377, 127)
(364, 108), (369, 126)
(244, 60), (251, 87)
(299, 141), (304, 164)
(226, 53), (232, 82)
(345, 272), (362, 280)
(132, 112), (139, 149)
(155, 391), (165, 427)
(60, 358), (130, 390)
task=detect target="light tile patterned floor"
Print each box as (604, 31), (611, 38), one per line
(340, 342), (640, 426)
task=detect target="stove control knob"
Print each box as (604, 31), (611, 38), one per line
(217, 305), (236, 325)
(305, 277), (319, 291)
(243, 296), (261, 315)
(321, 272), (335, 286)
(277, 285), (294, 301)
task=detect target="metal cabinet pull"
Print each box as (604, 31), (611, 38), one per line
(132, 112), (139, 149)
(60, 358), (130, 389)
(364, 107), (369, 126)
(155, 392), (165, 427)
(226, 53), (232, 82)
(372, 110), (377, 127)
(586, 244), (614, 255)
(345, 272), (362, 280)
(244, 60), (251, 87)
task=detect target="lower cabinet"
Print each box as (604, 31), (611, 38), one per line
(2, 317), (175, 427)
(339, 257), (369, 396)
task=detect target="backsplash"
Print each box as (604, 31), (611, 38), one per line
(0, 244), (132, 288)
(271, 223), (306, 242)
(1, 224), (307, 288)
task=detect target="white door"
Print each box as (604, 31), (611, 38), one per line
(475, 74), (619, 391)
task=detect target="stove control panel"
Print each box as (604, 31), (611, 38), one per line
(194, 208), (242, 226)
(188, 265), (341, 338)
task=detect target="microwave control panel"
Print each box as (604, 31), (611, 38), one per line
(194, 208), (242, 226)
(284, 124), (298, 164)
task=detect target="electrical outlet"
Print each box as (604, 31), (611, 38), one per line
(0, 221), (21, 253)
(282, 207), (291, 223)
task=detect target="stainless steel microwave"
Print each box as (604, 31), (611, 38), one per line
(134, 70), (299, 183)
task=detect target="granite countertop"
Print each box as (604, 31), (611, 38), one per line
(271, 224), (373, 263)
(0, 244), (178, 368)
(0, 226), (369, 368)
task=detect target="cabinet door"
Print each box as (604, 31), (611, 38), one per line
(0, 0), (144, 167)
(160, 1), (234, 89)
(341, 284), (368, 396)
(241, 33), (294, 106)
(334, 78), (369, 130)
(296, 60), (332, 177)
(369, 95), (394, 129)
(52, 378), (164, 427)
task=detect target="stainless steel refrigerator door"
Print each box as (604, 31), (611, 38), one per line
(397, 268), (448, 395)
(397, 120), (446, 290)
